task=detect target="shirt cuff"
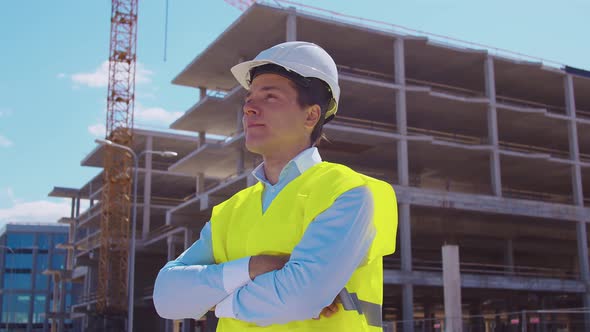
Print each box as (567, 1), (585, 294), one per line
(222, 256), (251, 293)
(215, 294), (236, 319)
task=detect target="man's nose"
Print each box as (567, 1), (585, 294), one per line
(243, 101), (259, 116)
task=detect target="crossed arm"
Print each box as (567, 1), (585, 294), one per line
(153, 186), (375, 326)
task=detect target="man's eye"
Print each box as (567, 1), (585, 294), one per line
(266, 95), (277, 100)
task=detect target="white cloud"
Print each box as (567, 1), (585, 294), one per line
(88, 123), (106, 137)
(0, 134), (13, 147)
(0, 199), (70, 223)
(135, 64), (153, 85)
(89, 102), (180, 135)
(71, 61), (153, 88)
(135, 104), (182, 126)
(71, 62), (108, 87)
(56, 73), (66, 79)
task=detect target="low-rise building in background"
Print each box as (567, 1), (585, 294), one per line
(0, 222), (75, 332)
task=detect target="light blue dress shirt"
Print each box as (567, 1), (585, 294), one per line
(153, 147), (376, 326)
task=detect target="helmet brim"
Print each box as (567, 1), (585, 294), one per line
(231, 60), (276, 91)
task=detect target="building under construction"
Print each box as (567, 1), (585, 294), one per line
(51, 2), (590, 331)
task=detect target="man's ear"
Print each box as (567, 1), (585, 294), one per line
(305, 104), (321, 129)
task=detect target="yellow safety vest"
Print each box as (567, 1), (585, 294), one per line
(211, 162), (398, 331)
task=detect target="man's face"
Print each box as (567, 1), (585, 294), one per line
(242, 73), (312, 155)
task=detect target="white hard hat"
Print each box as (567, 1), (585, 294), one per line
(231, 41), (340, 122)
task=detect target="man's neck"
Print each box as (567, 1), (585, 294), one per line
(262, 145), (309, 185)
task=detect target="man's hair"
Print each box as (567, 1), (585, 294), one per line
(249, 64), (332, 145)
(293, 78), (332, 145)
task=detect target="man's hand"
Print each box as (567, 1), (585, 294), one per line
(313, 298), (339, 320)
(249, 255), (340, 320)
(249, 254), (290, 280)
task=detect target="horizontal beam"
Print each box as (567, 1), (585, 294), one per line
(395, 186), (589, 222)
(384, 269), (586, 293)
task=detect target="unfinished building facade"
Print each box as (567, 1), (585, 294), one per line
(53, 2), (590, 332)
(164, 3), (590, 331)
(50, 128), (230, 331)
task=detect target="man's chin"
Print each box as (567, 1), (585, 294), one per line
(244, 141), (265, 155)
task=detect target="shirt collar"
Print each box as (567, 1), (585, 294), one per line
(252, 147), (322, 185)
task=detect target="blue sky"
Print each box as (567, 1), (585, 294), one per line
(0, 0), (588, 224)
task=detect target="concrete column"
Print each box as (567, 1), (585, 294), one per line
(565, 75), (584, 204)
(70, 197), (75, 219)
(198, 131), (206, 147)
(71, 195), (80, 270)
(184, 229), (193, 250)
(397, 138), (409, 185)
(59, 278), (66, 332)
(83, 268), (91, 329)
(71, 207), (78, 269)
(196, 132), (206, 195)
(165, 238), (177, 332)
(394, 37), (408, 142)
(196, 173), (205, 195)
(400, 204), (413, 332)
(236, 107), (243, 134)
(394, 37), (414, 332)
(575, 188), (590, 327)
(51, 280), (59, 332)
(182, 229), (194, 332)
(66, 223), (76, 270)
(142, 136), (153, 239)
(484, 56), (502, 196)
(442, 245), (463, 332)
(286, 7), (297, 42)
(565, 74), (590, 330)
(504, 239), (515, 275)
(394, 36), (409, 269)
(75, 195), (81, 217)
(167, 237), (176, 265)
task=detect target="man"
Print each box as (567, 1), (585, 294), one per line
(154, 41), (398, 331)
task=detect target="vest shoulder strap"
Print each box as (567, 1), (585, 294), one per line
(211, 182), (263, 223)
(297, 162), (366, 222)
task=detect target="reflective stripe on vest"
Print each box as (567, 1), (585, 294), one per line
(337, 288), (383, 328)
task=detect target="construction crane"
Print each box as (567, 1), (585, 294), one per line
(96, 0), (138, 329)
(92, 0), (250, 330)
